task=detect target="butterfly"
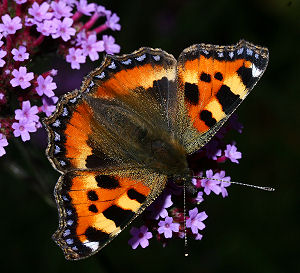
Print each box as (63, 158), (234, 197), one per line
(44, 40), (269, 260)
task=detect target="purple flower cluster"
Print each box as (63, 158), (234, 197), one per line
(0, 0), (121, 157)
(128, 115), (243, 250)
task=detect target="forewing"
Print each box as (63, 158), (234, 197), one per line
(44, 48), (178, 173)
(176, 40), (269, 153)
(53, 167), (167, 260)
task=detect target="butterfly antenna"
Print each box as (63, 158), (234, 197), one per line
(193, 176), (275, 192)
(183, 179), (188, 257)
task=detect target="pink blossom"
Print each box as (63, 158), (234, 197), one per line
(76, 0), (96, 16)
(224, 144), (242, 163)
(81, 34), (104, 61)
(12, 46), (29, 62)
(28, 2), (53, 22)
(51, 1), (73, 19)
(0, 133), (8, 157)
(157, 216), (180, 238)
(14, 0), (27, 4)
(36, 20), (57, 36)
(214, 171), (231, 198)
(10, 67), (34, 89)
(15, 100), (39, 122)
(102, 35), (120, 54)
(36, 75), (57, 97)
(201, 169), (222, 195)
(96, 5), (111, 17)
(128, 226), (152, 249)
(106, 13), (121, 31)
(12, 119), (37, 142)
(0, 15), (22, 36)
(66, 48), (86, 69)
(52, 18), (76, 42)
(186, 208), (208, 235)
(147, 193), (173, 220)
(0, 49), (7, 67)
(41, 96), (58, 117)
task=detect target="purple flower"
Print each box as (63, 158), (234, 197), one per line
(10, 66), (34, 89)
(0, 49), (7, 67)
(36, 20), (57, 36)
(12, 119), (37, 142)
(147, 193), (173, 220)
(102, 35), (120, 55)
(52, 18), (76, 42)
(51, 1), (73, 19)
(66, 48), (86, 69)
(15, 100), (39, 123)
(36, 75), (57, 97)
(0, 33), (4, 47)
(0, 14), (22, 36)
(157, 216), (180, 238)
(128, 226), (152, 249)
(224, 144), (242, 163)
(14, 0), (27, 4)
(76, 0), (96, 16)
(195, 233), (203, 240)
(81, 34), (104, 61)
(186, 207), (208, 235)
(215, 170), (231, 198)
(28, 2), (53, 22)
(0, 133), (8, 157)
(41, 96), (58, 117)
(12, 46), (29, 62)
(96, 5), (111, 17)
(106, 13), (121, 31)
(195, 191), (204, 203)
(201, 169), (222, 195)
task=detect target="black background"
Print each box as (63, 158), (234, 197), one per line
(1, 0), (299, 272)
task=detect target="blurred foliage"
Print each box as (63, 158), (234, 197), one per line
(1, 0), (299, 272)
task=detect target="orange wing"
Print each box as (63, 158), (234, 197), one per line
(176, 40), (269, 153)
(53, 168), (167, 260)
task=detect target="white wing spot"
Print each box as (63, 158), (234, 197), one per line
(62, 107), (68, 117)
(108, 61), (116, 69)
(136, 54), (146, 62)
(217, 52), (224, 57)
(72, 246), (78, 251)
(60, 160), (66, 166)
(84, 241), (99, 251)
(66, 239), (74, 245)
(63, 229), (71, 237)
(69, 97), (77, 103)
(66, 209), (72, 216)
(54, 145), (61, 154)
(96, 72), (105, 79)
(237, 48), (244, 55)
(203, 50), (209, 55)
(54, 132), (60, 141)
(89, 81), (95, 87)
(52, 119), (61, 127)
(246, 48), (253, 56)
(229, 52), (234, 59)
(62, 195), (68, 201)
(254, 53), (259, 59)
(153, 55), (160, 61)
(121, 59), (132, 65)
(67, 220), (73, 226)
(252, 64), (263, 77)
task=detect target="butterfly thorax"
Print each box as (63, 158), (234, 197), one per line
(147, 135), (189, 178)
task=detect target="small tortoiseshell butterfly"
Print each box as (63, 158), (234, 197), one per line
(45, 40), (269, 260)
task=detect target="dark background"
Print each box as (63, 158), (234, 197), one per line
(1, 0), (299, 272)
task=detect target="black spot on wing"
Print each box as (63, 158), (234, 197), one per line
(88, 204), (98, 213)
(95, 175), (120, 189)
(214, 72), (223, 81)
(216, 85), (241, 115)
(87, 190), (98, 201)
(184, 82), (199, 105)
(85, 227), (109, 243)
(199, 110), (217, 127)
(237, 65), (254, 88)
(200, 72), (211, 82)
(103, 205), (134, 227)
(127, 188), (147, 204)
